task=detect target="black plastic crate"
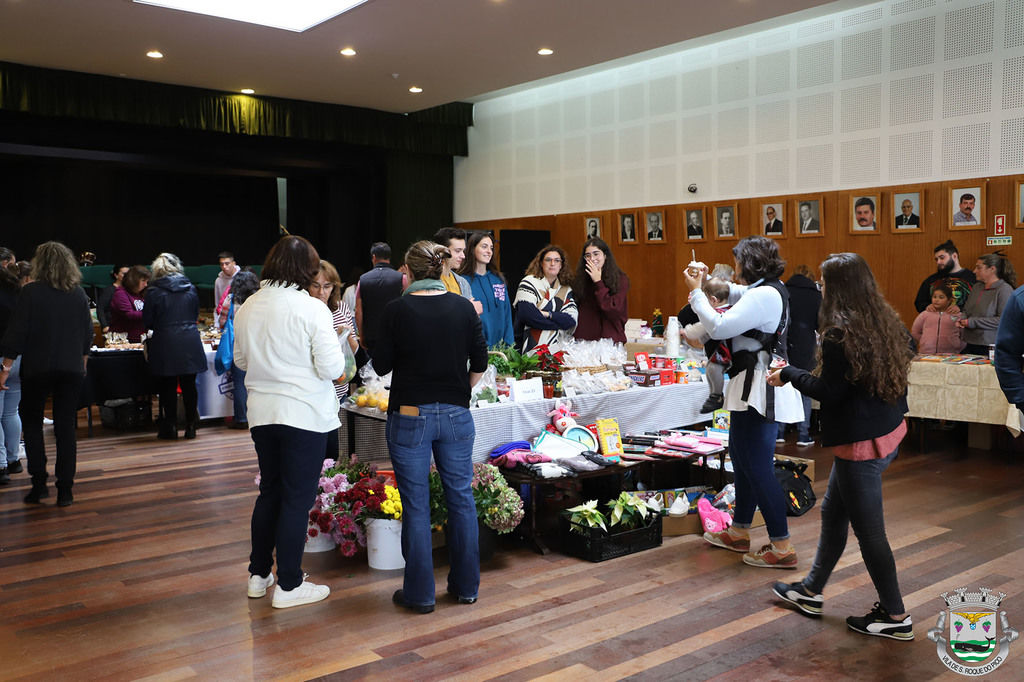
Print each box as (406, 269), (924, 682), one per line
(559, 513), (662, 562)
(100, 399), (152, 431)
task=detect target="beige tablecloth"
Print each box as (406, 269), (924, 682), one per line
(906, 360), (1018, 433)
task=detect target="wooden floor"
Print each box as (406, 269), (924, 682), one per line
(2, 416), (1024, 681)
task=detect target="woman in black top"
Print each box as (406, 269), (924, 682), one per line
(143, 253), (207, 440)
(1, 242), (94, 506)
(372, 240), (488, 614)
(768, 253), (915, 641)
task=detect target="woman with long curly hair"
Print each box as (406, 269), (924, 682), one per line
(573, 237), (629, 343)
(0, 242), (93, 506)
(768, 252), (915, 641)
(514, 244), (577, 354)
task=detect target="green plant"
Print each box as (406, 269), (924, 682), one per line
(428, 463), (525, 534)
(488, 342), (539, 379)
(605, 491), (651, 530)
(565, 500), (607, 533)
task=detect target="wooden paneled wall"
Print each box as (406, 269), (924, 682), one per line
(458, 174), (1024, 327)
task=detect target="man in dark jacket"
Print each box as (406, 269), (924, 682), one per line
(355, 242), (405, 352)
(778, 265), (821, 446)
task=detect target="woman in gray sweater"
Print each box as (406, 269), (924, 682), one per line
(958, 251), (1015, 355)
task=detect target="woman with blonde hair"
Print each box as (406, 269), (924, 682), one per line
(514, 244), (577, 354)
(0, 241), (93, 506)
(373, 240), (488, 613)
(144, 252), (207, 440)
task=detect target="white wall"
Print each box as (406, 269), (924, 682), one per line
(454, 0), (1024, 222)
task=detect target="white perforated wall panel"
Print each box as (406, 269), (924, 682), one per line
(942, 122), (991, 175)
(455, 0), (1024, 221)
(1000, 117), (1024, 169)
(943, 2), (995, 61)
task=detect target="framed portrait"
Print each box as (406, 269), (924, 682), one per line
(683, 207), (706, 242)
(949, 184), (985, 230)
(794, 196), (824, 238)
(890, 189), (923, 234)
(1015, 179), (1024, 228)
(761, 201), (785, 238)
(849, 193), (880, 235)
(713, 204), (739, 241)
(584, 216), (601, 240)
(618, 212), (638, 244)
(644, 210), (666, 243)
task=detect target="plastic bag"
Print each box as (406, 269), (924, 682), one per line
(337, 328), (358, 384)
(470, 364), (498, 405)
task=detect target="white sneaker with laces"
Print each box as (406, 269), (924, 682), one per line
(796, 440), (815, 447)
(667, 495), (689, 517)
(247, 572), (275, 598)
(271, 580), (330, 609)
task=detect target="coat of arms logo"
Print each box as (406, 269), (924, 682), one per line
(927, 587), (1018, 675)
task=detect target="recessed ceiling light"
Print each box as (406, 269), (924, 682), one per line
(537, 48), (554, 56)
(146, 50), (164, 59)
(240, 88), (255, 94)
(339, 47), (357, 57)
(409, 86), (423, 94)
(132, 0), (370, 32)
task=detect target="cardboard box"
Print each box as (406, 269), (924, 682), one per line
(774, 454), (816, 482)
(628, 369), (662, 386)
(663, 510), (765, 536)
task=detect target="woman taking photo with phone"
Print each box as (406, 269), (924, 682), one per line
(767, 252), (915, 641)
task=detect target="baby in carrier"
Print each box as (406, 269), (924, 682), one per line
(683, 278), (733, 414)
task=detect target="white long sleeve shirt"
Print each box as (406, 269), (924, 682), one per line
(233, 282), (344, 432)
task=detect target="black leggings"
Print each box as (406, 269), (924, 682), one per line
(158, 374), (198, 425)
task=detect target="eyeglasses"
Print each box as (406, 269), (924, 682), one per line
(310, 282), (334, 291)
(543, 257), (563, 264)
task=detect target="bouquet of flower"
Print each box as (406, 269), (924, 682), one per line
(307, 455), (391, 557)
(429, 462), (525, 534)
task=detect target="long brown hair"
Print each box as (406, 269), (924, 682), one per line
(817, 253), (912, 403)
(318, 259), (343, 309)
(31, 241), (81, 292)
(458, 231), (504, 282)
(523, 244), (572, 286)
(574, 238), (625, 298)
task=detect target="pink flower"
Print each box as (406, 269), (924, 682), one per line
(308, 527), (319, 537)
(339, 539), (358, 556)
(321, 478), (337, 494)
(321, 458), (336, 474)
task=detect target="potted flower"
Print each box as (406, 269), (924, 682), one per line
(428, 462), (525, 561)
(561, 493), (662, 562)
(306, 455), (379, 556)
(360, 481), (404, 570)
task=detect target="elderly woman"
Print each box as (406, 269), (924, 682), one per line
(143, 253), (207, 440)
(957, 251), (1016, 356)
(0, 242), (93, 507)
(373, 241), (488, 614)
(683, 236), (805, 568)
(235, 236), (347, 609)
(514, 244), (577, 354)
(109, 265), (149, 342)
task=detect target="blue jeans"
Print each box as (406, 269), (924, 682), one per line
(778, 394), (812, 442)
(386, 403), (479, 606)
(803, 449), (904, 614)
(230, 365), (248, 424)
(249, 424), (328, 591)
(0, 356), (22, 467)
(729, 407), (789, 541)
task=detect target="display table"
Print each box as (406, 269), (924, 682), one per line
(342, 380), (716, 464)
(906, 359), (1015, 448)
(197, 347), (233, 420)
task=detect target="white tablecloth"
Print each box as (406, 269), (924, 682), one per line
(344, 381), (715, 462)
(197, 348), (234, 420)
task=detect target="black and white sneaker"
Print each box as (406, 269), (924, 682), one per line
(772, 581), (823, 617)
(846, 602), (914, 641)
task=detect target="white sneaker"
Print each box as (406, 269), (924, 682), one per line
(776, 438), (786, 444)
(796, 440), (815, 447)
(667, 495), (690, 517)
(271, 580), (330, 609)
(43, 417), (54, 425)
(247, 572), (274, 598)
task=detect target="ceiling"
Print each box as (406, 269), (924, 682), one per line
(0, 0), (869, 114)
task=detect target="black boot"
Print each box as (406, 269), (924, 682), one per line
(24, 481), (49, 504)
(184, 420), (197, 440)
(157, 420), (178, 440)
(56, 485), (74, 507)
(0, 469), (9, 485)
(700, 393), (724, 414)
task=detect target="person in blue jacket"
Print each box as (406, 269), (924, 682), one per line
(459, 231), (514, 347)
(994, 283), (1024, 412)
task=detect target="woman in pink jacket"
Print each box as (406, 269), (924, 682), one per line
(911, 285), (964, 354)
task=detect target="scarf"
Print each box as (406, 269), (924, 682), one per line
(403, 278), (447, 295)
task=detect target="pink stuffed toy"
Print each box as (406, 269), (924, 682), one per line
(697, 497), (733, 533)
(547, 400), (579, 434)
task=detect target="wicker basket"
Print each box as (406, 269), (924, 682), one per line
(564, 364), (608, 374)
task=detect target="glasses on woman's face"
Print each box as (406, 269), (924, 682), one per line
(543, 257), (562, 264)
(310, 281), (334, 291)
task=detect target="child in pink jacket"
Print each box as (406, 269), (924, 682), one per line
(911, 285), (965, 353)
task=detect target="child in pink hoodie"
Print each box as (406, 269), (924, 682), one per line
(911, 285), (965, 353)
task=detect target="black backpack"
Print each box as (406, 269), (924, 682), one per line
(774, 459), (816, 516)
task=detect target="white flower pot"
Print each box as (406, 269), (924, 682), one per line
(365, 518), (404, 570)
(304, 527), (337, 553)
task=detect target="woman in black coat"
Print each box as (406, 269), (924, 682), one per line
(143, 252), (207, 440)
(778, 265), (822, 445)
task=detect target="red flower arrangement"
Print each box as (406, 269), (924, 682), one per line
(532, 343), (566, 372)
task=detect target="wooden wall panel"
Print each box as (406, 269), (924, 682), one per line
(457, 174), (1024, 329)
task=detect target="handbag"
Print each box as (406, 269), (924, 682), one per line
(214, 299), (234, 375)
(774, 459), (816, 516)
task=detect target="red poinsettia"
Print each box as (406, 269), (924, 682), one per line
(533, 344), (566, 372)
